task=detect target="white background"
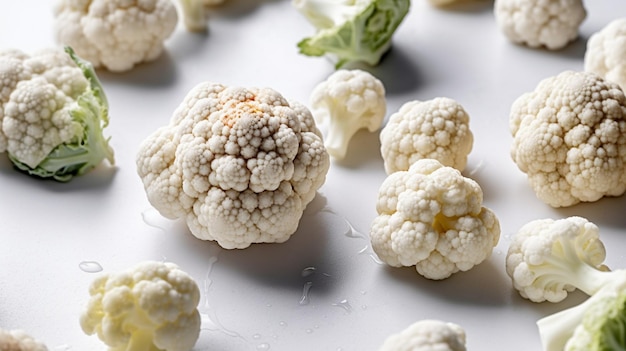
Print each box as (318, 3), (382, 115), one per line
(1, 0), (626, 350)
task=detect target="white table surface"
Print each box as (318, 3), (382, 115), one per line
(1, 0), (626, 350)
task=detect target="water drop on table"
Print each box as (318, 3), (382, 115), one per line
(78, 261), (102, 273)
(299, 281), (313, 305)
(256, 343), (271, 350)
(331, 299), (352, 313)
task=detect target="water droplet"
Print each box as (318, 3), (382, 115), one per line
(252, 334), (262, 340)
(256, 343), (270, 350)
(301, 266), (316, 277)
(78, 261), (103, 273)
(468, 159), (485, 176)
(331, 299), (352, 313)
(299, 281), (313, 305)
(343, 217), (366, 239)
(198, 249), (242, 339)
(279, 321), (288, 327)
(141, 208), (169, 231)
(305, 328), (314, 334)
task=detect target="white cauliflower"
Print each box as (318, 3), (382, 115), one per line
(80, 261), (201, 351)
(136, 82), (330, 249)
(494, 0), (586, 50)
(380, 97), (473, 175)
(0, 47), (114, 181)
(505, 216), (614, 303)
(509, 70), (626, 207)
(584, 18), (626, 92)
(378, 320), (467, 351)
(309, 69), (386, 160)
(53, 0), (178, 72)
(0, 328), (48, 351)
(370, 158), (500, 280)
(178, 0), (227, 32)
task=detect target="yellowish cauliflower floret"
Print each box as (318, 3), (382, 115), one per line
(379, 97), (473, 175)
(494, 0), (586, 50)
(584, 18), (626, 92)
(136, 82), (330, 249)
(80, 261), (201, 351)
(510, 70), (626, 207)
(0, 328), (48, 351)
(53, 0), (178, 72)
(370, 158), (500, 280)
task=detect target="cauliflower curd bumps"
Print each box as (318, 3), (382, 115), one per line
(136, 82), (330, 249)
(509, 71), (626, 207)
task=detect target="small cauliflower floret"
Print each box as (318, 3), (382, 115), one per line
(380, 97), (473, 175)
(80, 261), (201, 351)
(504, 216), (623, 303)
(310, 69), (386, 159)
(178, 0), (227, 32)
(494, 0), (586, 50)
(509, 70), (626, 207)
(378, 320), (467, 351)
(136, 82), (330, 249)
(0, 328), (48, 351)
(53, 0), (178, 72)
(584, 18), (626, 92)
(370, 158), (500, 280)
(0, 47), (114, 181)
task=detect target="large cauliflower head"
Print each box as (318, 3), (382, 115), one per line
(380, 97), (473, 175)
(53, 0), (178, 72)
(494, 0), (586, 50)
(584, 18), (626, 92)
(370, 158), (500, 280)
(136, 82), (330, 249)
(80, 261), (201, 351)
(510, 70), (626, 207)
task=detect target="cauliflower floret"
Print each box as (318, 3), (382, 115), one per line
(136, 82), (330, 249)
(178, 0), (227, 32)
(309, 69), (386, 160)
(380, 97), (473, 174)
(584, 18), (626, 92)
(80, 261), (201, 351)
(0, 328), (48, 351)
(505, 216), (612, 303)
(378, 320), (467, 351)
(509, 70), (626, 207)
(0, 47), (114, 181)
(53, 0), (178, 72)
(494, 0), (586, 50)
(370, 158), (500, 280)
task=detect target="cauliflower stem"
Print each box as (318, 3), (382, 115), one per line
(9, 47), (114, 182)
(537, 278), (626, 351)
